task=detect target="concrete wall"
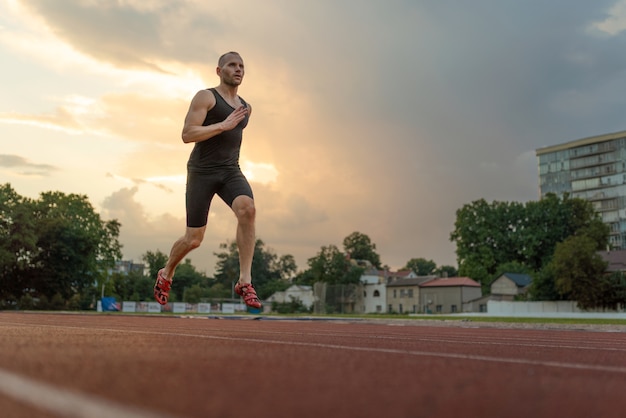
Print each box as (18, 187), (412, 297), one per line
(487, 300), (626, 318)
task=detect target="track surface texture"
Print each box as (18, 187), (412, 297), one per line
(1, 312), (625, 418)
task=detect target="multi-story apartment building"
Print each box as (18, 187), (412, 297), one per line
(536, 130), (626, 249)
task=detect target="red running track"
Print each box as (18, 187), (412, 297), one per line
(0, 312), (625, 418)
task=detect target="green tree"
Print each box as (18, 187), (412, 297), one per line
(109, 272), (133, 300)
(12, 190), (122, 301)
(169, 259), (206, 301)
(529, 263), (561, 301)
(404, 258), (437, 275)
(143, 250), (168, 279)
(450, 194), (608, 288)
(435, 265), (458, 278)
(343, 232), (382, 269)
(551, 235), (612, 309)
(276, 254), (297, 280)
(450, 199), (525, 286)
(0, 184), (38, 300)
(184, 284), (208, 304)
(214, 239), (297, 299)
(304, 244), (363, 285)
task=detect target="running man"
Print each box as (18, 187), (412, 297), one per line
(153, 51), (261, 309)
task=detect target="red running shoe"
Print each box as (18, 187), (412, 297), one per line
(153, 269), (172, 305)
(234, 282), (262, 309)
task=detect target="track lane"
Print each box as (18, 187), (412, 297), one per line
(1, 313), (625, 418)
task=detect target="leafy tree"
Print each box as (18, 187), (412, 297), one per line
(492, 261), (533, 279)
(529, 262), (561, 301)
(435, 265), (458, 278)
(143, 250), (168, 279)
(450, 194), (608, 288)
(214, 241), (240, 288)
(169, 259), (206, 301)
(276, 254), (297, 280)
(272, 299), (310, 314)
(551, 235), (613, 309)
(206, 282), (230, 299)
(213, 239), (297, 299)
(184, 284), (208, 304)
(522, 194), (608, 270)
(343, 232), (381, 269)
(109, 272), (133, 300)
(603, 272), (626, 310)
(0, 184), (37, 300)
(129, 272), (154, 302)
(28, 192), (122, 300)
(404, 258), (437, 275)
(450, 199), (525, 286)
(305, 244), (363, 285)
(261, 278), (291, 299)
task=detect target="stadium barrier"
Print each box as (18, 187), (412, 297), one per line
(99, 300), (247, 314)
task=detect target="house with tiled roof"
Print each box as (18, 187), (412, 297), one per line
(360, 268), (427, 314)
(419, 277), (482, 314)
(386, 275), (437, 314)
(490, 273), (532, 301)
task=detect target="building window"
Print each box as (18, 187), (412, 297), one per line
(373, 290), (380, 297)
(451, 305), (457, 313)
(436, 305), (442, 313)
(376, 305), (382, 313)
(393, 289), (397, 298)
(399, 304), (403, 314)
(479, 304), (487, 313)
(408, 289), (414, 298)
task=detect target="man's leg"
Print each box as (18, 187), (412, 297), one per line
(154, 226), (206, 304)
(231, 195), (261, 309)
(231, 195), (255, 284)
(161, 226), (206, 280)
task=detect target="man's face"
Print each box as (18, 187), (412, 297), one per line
(218, 54), (245, 86)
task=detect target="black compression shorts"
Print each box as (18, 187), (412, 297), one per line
(185, 167), (253, 228)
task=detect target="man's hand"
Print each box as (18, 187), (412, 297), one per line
(219, 106), (248, 131)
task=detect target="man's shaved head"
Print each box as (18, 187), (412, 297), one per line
(218, 51), (242, 67)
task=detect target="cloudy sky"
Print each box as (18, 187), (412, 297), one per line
(2, 0), (626, 276)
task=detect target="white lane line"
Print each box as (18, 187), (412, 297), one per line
(0, 368), (176, 418)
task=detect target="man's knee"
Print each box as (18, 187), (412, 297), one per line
(234, 197), (255, 223)
(184, 228), (205, 249)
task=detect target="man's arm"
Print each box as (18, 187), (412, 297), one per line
(181, 90), (249, 143)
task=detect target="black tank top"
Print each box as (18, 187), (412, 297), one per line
(187, 88), (249, 171)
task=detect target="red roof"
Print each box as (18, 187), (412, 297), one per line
(420, 277), (480, 288)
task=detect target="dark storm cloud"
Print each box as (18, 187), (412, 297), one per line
(19, 0), (226, 70)
(246, 0), (626, 266)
